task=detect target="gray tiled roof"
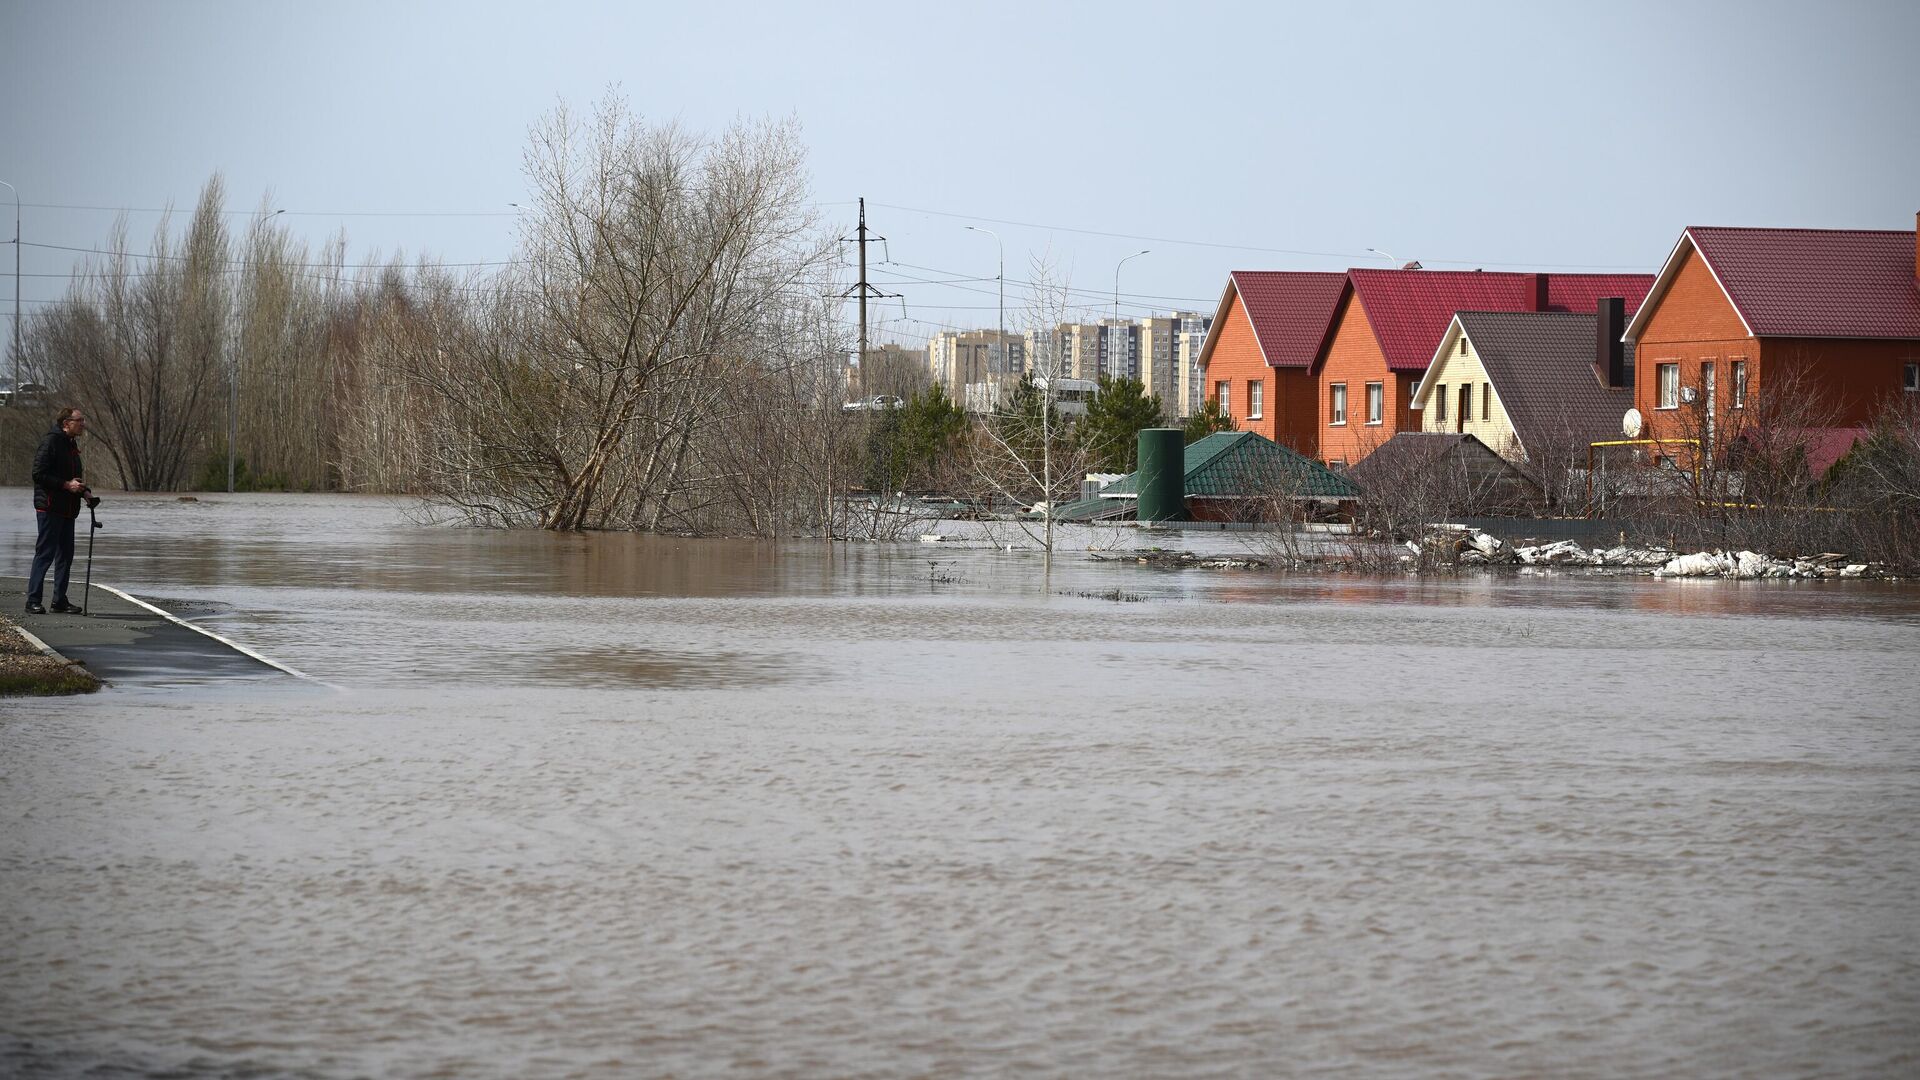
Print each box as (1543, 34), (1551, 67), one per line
(1455, 311), (1634, 459)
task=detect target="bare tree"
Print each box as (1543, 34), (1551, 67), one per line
(1634, 360), (1848, 555)
(962, 256), (1095, 562)
(398, 94), (837, 531)
(40, 177), (232, 490)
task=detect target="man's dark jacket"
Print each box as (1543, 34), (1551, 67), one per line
(31, 425), (83, 519)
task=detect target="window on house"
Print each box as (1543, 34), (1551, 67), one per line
(1905, 363), (1919, 392)
(1215, 380), (1230, 415)
(1732, 360), (1748, 407)
(1365, 382), (1383, 425)
(1248, 380), (1264, 418)
(1657, 363), (1680, 409)
(1330, 383), (1347, 426)
(1435, 385), (1448, 423)
(1458, 337), (1468, 356)
(1482, 382), (1491, 422)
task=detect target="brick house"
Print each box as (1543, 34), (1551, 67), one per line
(1313, 269), (1652, 465)
(1194, 272), (1348, 455)
(1620, 218), (1920, 453)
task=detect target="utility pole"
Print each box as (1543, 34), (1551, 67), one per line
(839, 198), (898, 397)
(843, 198), (890, 374)
(0, 180), (18, 405)
(836, 198), (899, 537)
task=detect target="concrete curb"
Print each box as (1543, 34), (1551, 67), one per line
(11, 618), (65, 659)
(2, 615), (102, 689)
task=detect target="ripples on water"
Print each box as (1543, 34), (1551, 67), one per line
(3, 493), (1918, 1078)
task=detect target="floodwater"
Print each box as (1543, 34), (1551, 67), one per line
(3, 492), (1918, 1079)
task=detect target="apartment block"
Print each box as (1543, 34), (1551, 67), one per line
(928, 331), (1025, 390)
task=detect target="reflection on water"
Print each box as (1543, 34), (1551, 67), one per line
(3, 491), (1919, 1078)
(541, 645), (817, 689)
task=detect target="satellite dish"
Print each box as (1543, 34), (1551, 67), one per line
(1622, 408), (1644, 438)
(1680, 386), (1698, 404)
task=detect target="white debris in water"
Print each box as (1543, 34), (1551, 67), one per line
(1447, 529), (1887, 580)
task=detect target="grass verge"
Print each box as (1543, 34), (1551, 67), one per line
(0, 614), (102, 695)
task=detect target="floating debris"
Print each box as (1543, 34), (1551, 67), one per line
(1087, 549), (1270, 571)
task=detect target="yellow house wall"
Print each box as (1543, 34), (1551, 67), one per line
(1419, 333), (1524, 459)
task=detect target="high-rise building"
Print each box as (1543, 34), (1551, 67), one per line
(1099, 319), (1140, 381)
(927, 331), (1024, 390)
(1055, 323), (1106, 381)
(1138, 316), (1183, 411)
(1175, 311), (1213, 419)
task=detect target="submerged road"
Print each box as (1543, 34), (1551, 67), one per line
(1, 577), (306, 687)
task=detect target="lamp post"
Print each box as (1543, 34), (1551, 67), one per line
(0, 180), (18, 405)
(1366, 247), (1400, 267)
(231, 208), (284, 493)
(964, 225), (1004, 376)
(1112, 249), (1149, 381)
(1113, 248), (1149, 320)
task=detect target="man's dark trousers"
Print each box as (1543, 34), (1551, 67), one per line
(27, 509), (77, 608)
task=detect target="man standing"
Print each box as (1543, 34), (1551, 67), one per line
(26, 407), (90, 615)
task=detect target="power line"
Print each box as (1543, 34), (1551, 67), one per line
(19, 240), (522, 269)
(871, 200), (1650, 271)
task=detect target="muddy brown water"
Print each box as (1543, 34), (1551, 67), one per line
(3, 492), (1918, 1078)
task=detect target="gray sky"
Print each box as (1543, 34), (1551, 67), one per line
(2, 0), (1916, 347)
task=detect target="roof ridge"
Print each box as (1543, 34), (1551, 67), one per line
(1690, 224), (1914, 237)
(1457, 309), (1595, 317)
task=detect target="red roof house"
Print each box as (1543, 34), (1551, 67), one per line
(1313, 269), (1653, 465)
(1195, 271), (1347, 453)
(1621, 218), (1920, 453)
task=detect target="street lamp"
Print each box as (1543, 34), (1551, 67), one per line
(0, 179), (18, 406)
(1366, 247), (1400, 267)
(231, 208), (284, 493)
(1111, 249), (1150, 381)
(964, 225), (1005, 376)
(1113, 248), (1150, 321)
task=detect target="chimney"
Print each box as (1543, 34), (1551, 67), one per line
(1594, 297), (1627, 388)
(1531, 272), (1550, 312)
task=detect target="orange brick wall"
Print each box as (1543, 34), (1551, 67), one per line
(1202, 291), (1273, 440)
(1272, 367), (1320, 456)
(1201, 290), (1321, 455)
(1761, 338), (1920, 423)
(1315, 292), (1403, 465)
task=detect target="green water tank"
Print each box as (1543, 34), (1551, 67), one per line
(1135, 428), (1187, 522)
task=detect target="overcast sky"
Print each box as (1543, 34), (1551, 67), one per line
(2, 0), (1916, 348)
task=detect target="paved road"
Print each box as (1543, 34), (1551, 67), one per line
(2, 578), (297, 687)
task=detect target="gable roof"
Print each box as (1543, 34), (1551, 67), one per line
(1623, 226), (1920, 342)
(1419, 311), (1634, 459)
(1342, 431), (1543, 512)
(1343, 269), (1654, 373)
(1198, 271), (1349, 371)
(1099, 430), (1358, 500)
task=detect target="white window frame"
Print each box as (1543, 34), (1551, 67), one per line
(1330, 383), (1348, 426)
(1248, 379), (1264, 419)
(1365, 381), (1383, 425)
(1435, 384), (1447, 423)
(1732, 359), (1748, 407)
(1905, 362), (1919, 392)
(1215, 380), (1231, 415)
(1657, 363), (1680, 410)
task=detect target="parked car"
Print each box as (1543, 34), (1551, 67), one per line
(841, 395), (905, 412)
(0, 381), (53, 407)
